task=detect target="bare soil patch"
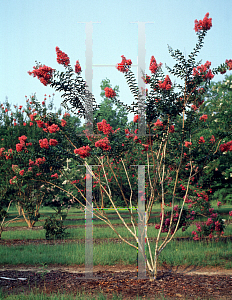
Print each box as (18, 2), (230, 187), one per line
(0, 264), (231, 299)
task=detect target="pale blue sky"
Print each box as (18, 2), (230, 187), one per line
(1, 0), (231, 126)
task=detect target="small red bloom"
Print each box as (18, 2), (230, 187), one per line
(116, 55), (132, 73)
(19, 170), (24, 176)
(199, 114), (208, 122)
(51, 173), (59, 179)
(47, 124), (60, 133)
(158, 75), (172, 91)
(199, 136), (205, 144)
(28, 65), (54, 86)
(74, 145), (91, 159)
(225, 59), (232, 71)
(149, 56), (162, 74)
(194, 13), (212, 32)
(39, 138), (49, 149)
(16, 143), (24, 152)
(74, 60), (82, 73)
(104, 87), (116, 98)
(184, 141), (192, 148)
(60, 119), (66, 127)
(133, 115), (140, 123)
(55, 46), (70, 66)
(49, 139), (58, 146)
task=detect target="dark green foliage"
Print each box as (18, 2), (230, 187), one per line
(43, 213), (69, 240)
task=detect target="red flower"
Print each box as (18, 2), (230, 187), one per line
(49, 139), (58, 146)
(95, 137), (111, 151)
(19, 170), (24, 176)
(74, 60), (82, 73)
(63, 112), (70, 118)
(225, 59), (232, 71)
(219, 141), (232, 152)
(158, 75), (172, 90)
(229, 211), (232, 217)
(51, 173), (58, 179)
(116, 55), (132, 73)
(97, 119), (114, 135)
(35, 157), (46, 166)
(47, 124), (60, 133)
(28, 65), (54, 86)
(193, 61), (214, 81)
(30, 122), (33, 126)
(61, 119), (67, 127)
(184, 141), (192, 148)
(191, 105), (198, 111)
(149, 56), (162, 74)
(74, 145), (91, 159)
(210, 135), (215, 143)
(42, 101), (45, 105)
(55, 46), (70, 66)
(169, 125), (175, 133)
(142, 74), (151, 84)
(194, 13), (212, 32)
(199, 136), (205, 144)
(154, 119), (163, 127)
(36, 120), (44, 128)
(16, 143), (24, 152)
(9, 176), (17, 185)
(133, 115), (140, 123)
(199, 114), (208, 122)
(104, 87), (116, 98)
(23, 122), (26, 126)
(39, 138), (49, 149)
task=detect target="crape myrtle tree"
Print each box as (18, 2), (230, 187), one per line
(0, 94), (83, 229)
(26, 13), (232, 280)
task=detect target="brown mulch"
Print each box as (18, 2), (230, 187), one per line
(0, 265), (231, 299)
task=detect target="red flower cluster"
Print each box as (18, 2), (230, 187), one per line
(149, 56), (162, 74)
(9, 176), (17, 185)
(184, 141), (192, 148)
(169, 125), (175, 133)
(28, 65), (54, 86)
(158, 75), (172, 91)
(199, 114), (208, 122)
(153, 119), (163, 128)
(51, 173), (59, 179)
(39, 138), (49, 149)
(55, 46), (70, 66)
(104, 87), (116, 98)
(47, 124), (60, 133)
(116, 55), (132, 73)
(225, 59), (232, 70)
(95, 137), (111, 151)
(74, 145), (91, 159)
(19, 170), (24, 176)
(133, 115), (140, 123)
(61, 119), (67, 127)
(194, 13), (212, 32)
(30, 113), (37, 121)
(219, 141), (232, 152)
(63, 112), (70, 118)
(193, 61), (214, 81)
(49, 139), (58, 146)
(199, 136), (205, 144)
(36, 120), (44, 128)
(16, 135), (28, 152)
(75, 60), (82, 74)
(210, 135), (215, 143)
(97, 119), (114, 135)
(35, 157), (46, 165)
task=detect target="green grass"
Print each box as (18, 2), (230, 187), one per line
(0, 236), (231, 269)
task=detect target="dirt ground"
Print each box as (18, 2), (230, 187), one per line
(0, 263), (231, 299)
